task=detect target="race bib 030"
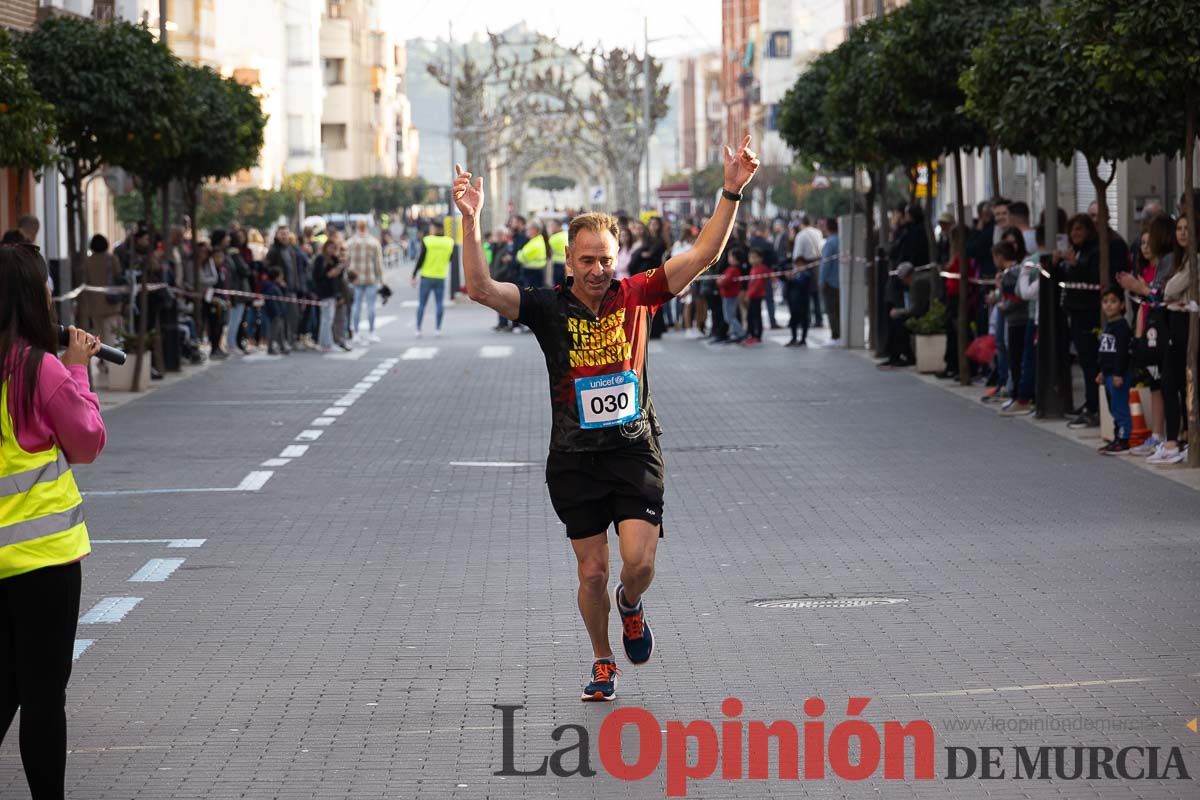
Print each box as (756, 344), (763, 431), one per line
(575, 370), (641, 429)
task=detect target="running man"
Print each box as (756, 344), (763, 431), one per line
(454, 136), (759, 701)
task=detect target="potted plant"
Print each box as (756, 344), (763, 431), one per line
(106, 329), (154, 391)
(905, 298), (947, 374)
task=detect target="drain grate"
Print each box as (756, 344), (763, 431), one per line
(751, 597), (908, 609)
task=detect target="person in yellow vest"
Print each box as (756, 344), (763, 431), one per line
(411, 222), (455, 337)
(516, 220), (548, 290)
(0, 243), (105, 798)
(547, 218), (569, 286)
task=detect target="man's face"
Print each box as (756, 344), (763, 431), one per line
(276, 228), (289, 244)
(993, 204), (1009, 229)
(817, 219), (828, 235)
(566, 228), (617, 304)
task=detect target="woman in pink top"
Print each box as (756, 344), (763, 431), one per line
(0, 242), (105, 799)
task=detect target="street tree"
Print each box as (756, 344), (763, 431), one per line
(0, 28), (55, 184)
(19, 16), (182, 271)
(173, 66), (267, 241)
(1061, 0), (1200, 464)
(963, 5), (1175, 292)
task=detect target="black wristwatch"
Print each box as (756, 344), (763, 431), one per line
(721, 188), (742, 202)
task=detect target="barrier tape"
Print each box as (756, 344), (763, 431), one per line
(53, 283), (328, 307)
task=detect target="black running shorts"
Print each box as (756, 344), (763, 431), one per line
(545, 439), (665, 539)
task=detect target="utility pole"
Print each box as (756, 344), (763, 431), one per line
(447, 21), (461, 297)
(643, 17), (652, 213)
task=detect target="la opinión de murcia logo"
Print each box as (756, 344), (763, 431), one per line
(494, 698), (1192, 797)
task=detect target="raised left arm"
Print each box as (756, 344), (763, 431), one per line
(663, 134), (760, 295)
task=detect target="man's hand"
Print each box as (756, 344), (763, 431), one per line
(453, 164), (483, 219)
(723, 134), (760, 193)
(1113, 375), (1124, 388)
(1095, 374), (1104, 385)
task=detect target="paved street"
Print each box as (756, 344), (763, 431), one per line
(3, 283), (1199, 799)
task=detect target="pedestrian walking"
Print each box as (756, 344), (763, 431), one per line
(412, 223), (454, 337)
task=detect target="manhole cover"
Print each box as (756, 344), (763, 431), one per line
(751, 597), (908, 609)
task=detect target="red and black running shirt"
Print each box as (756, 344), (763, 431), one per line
(517, 269), (675, 452)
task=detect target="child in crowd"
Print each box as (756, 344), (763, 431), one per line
(1097, 287), (1132, 454)
(263, 267), (291, 356)
(744, 247), (770, 345)
(995, 241), (1030, 415)
(717, 248), (746, 343)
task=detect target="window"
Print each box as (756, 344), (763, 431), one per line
(767, 31), (791, 59)
(766, 104), (781, 131)
(286, 25), (309, 64)
(323, 58), (345, 86)
(326, 0), (344, 18)
(321, 123), (347, 151)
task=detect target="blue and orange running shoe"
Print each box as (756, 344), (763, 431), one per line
(581, 659), (619, 701)
(614, 582), (654, 665)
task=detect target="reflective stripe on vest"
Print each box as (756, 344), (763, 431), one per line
(0, 380), (90, 580)
(420, 235), (454, 279)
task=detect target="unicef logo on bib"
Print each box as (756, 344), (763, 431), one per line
(575, 371), (641, 429)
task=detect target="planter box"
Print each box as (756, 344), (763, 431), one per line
(914, 334), (946, 374)
(105, 355), (152, 392)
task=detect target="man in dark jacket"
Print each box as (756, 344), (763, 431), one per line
(266, 225), (302, 346)
(879, 261), (932, 368)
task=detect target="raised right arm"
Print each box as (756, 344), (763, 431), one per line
(455, 164), (520, 320)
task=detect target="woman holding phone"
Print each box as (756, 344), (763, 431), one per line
(0, 242), (106, 799)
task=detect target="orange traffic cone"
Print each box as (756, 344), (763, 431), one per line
(1129, 388), (1151, 446)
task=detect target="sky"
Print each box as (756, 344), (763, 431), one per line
(389, 0), (722, 58)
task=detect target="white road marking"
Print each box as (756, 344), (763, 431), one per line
(80, 597), (142, 624)
(479, 345), (513, 359)
(311, 417), (336, 426)
(449, 461), (536, 468)
(86, 487), (247, 496)
(280, 445), (308, 458)
(891, 676), (1156, 699)
(361, 376), (381, 383)
(379, 358), (399, 367)
(322, 407), (347, 416)
(129, 558), (185, 582)
(73, 640), (94, 661)
(91, 539), (206, 548)
(236, 471), (274, 491)
(333, 397), (357, 407)
(242, 352), (283, 362)
(295, 430), (323, 442)
(261, 458), (291, 467)
(649, 342), (665, 354)
(373, 315), (398, 329)
(352, 382), (372, 391)
(324, 348), (368, 360)
(402, 346), (438, 360)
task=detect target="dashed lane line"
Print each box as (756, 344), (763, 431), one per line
(235, 471), (274, 491)
(73, 640), (93, 661)
(279, 445), (309, 458)
(261, 458), (291, 467)
(295, 429), (323, 441)
(128, 558), (185, 583)
(311, 417), (336, 426)
(79, 597), (142, 624)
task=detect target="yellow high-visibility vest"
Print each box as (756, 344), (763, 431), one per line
(420, 234), (454, 280)
(0, 380), (90, 580)
(517, 235), (548, 269)
(548, 230), (568, 264)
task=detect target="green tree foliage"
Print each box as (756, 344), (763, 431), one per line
(19, 17), (182, 262)
(0, 28), (54, 173)
(1060, 0), (1200, 464)
(174, 66), (267, 230)
(961, 4), (1177, 289)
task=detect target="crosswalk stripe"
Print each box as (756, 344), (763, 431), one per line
(479, 345), (513, 359)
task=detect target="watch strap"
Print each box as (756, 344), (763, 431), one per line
(721, 188), (742, 202)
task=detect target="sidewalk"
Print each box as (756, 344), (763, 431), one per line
(852, 346), (1200, 493)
